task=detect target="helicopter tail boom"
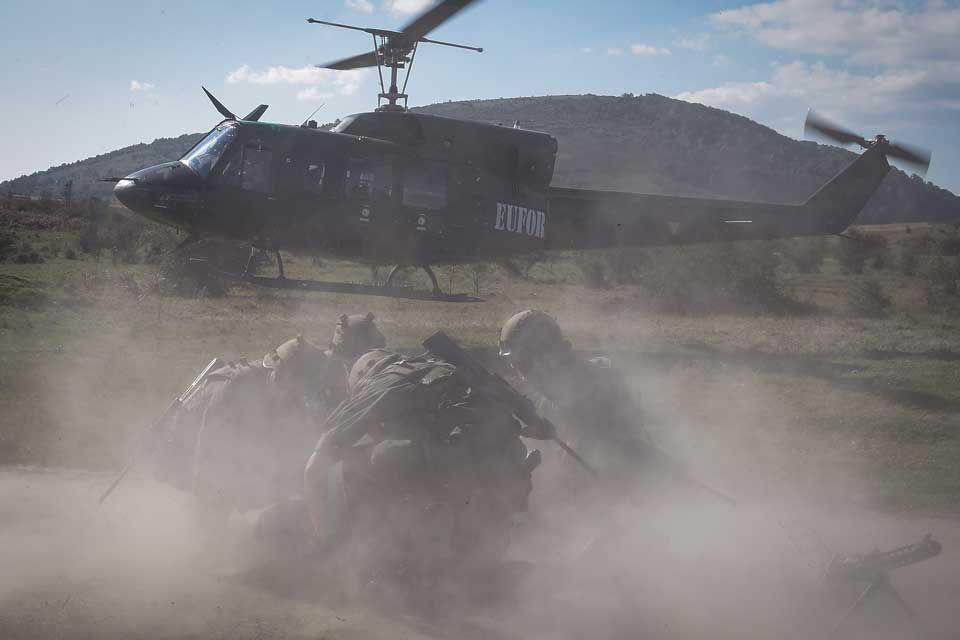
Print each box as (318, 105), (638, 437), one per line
(544, 145), (890, 250)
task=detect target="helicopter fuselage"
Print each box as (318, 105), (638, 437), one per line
(115, 110), (559, 267)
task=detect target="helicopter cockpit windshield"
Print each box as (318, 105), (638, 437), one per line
(181, 123), (238, 178)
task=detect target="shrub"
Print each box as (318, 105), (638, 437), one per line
(575, 253), (610, 289)
(14, 251), (44, 264)
(936, 233), (960, 257)
(467, 263), (495, 295)
(899, 250), (920, 276)
(847, 279), (892, 318)
(637, 241), (804, 315)
(155, 239), (258, 298)
(782, 237), (828, 273)
(0, 231), (16, 262)
(922, 257), (959, 305)
(836, 230), (888, 274)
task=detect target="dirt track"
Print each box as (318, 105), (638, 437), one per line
(2, 466), (958, 640)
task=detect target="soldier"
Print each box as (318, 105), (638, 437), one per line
(497, 309), (647, 486)
(154, 313), (385, 493)
(327, 312), (387, 361)
(191, 335), (335, 512)
(321, 312), (388, 407)
(304, 349), (542, 583)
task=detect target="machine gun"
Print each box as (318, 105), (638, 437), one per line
(98, 357), (223, 504)
(827, 534), (942, 637)
(422, 331), (597, 477)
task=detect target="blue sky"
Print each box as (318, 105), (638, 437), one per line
(2, 0), (959, 194)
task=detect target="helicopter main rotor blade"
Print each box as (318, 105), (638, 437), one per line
(323, 50), (379, 70)
(202, 87), (237, 120)
(399, 0), (480, 43)
(242, 104), (269, 122)
(804, 109), (869, 148)
(306, 18), (400, 39)
(886, 141), (932, 175)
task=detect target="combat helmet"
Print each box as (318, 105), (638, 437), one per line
(263, 335), (330, 383)
(330, 312), (387, 361)
(499, 309), (567, 373)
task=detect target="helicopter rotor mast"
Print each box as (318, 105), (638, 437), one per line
(308, 0), (482, 112)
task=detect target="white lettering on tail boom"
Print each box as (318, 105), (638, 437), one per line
(494, 202), (546, 239)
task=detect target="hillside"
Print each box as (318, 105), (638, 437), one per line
(3, 94), (958, 224)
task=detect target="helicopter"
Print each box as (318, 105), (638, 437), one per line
(111, 0), (931, 301)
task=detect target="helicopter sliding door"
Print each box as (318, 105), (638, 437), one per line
(399, 159), (472, 264)
(343, 156), (397, 261)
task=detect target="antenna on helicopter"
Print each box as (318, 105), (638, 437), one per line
(300, 103), (325, 128)
(308, 0), (482, 112)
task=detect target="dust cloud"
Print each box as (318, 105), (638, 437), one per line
(1, 301), (957, 640)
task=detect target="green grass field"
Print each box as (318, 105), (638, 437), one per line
(2, 216), (959, 513)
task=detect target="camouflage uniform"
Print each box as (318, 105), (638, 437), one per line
(190, 336), (335, 511)
(322, 312), (388, 408)
(305, 350), (537, 577)
(498, 310), (647, 483)
(154, 312), (385, 495)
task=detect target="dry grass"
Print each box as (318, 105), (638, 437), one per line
(1, 221), (959, 511)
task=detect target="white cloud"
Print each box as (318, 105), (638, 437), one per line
(129, 80), (155, 93)
(712, 53), (733, 66)
(677, 61), (929, 113)
(631, 43), (671, 57)
(679, 1), (960, 142)
(674, 33), (711, 51)
(606, 47), (624, 56)
(581, 47), (593, 54)
(226, 65), (370, 97)
(346, 0), (374, 13)
(384, 0), (433, 17)
(711, 0), (960, 68)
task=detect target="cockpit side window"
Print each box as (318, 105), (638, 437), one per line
(181, 123), (238, 178)
(241, 142), (274, 193)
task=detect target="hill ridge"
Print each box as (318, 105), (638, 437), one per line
(3, 93), (958, 224)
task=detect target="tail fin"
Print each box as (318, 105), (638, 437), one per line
(802, 145), (890, 234)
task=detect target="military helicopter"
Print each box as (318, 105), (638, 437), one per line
(111, 0), (931, 300)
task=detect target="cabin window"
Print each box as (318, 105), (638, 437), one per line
(304, 161), (326, 194)
(345, 158), (391, 199)
(403, 162), (447, 210)
(241, 143), (274, 193)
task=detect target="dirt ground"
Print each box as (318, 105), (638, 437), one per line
(3, 223), (960, 638)
(2, 467), (957, 639)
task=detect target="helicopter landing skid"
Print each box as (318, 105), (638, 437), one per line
(219, 270), (481, 303)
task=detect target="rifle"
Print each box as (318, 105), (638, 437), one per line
(424, 331), (735, 505)
(826, 533), (941, 583)
(422, 331), (598, 477)
(98, 357), (223, 504)
(635, 439), (737, 506)
(825, 534), (942, 636)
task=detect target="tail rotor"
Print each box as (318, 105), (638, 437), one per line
(804, 109), (931, 175)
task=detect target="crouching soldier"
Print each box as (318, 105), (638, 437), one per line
(304, 349), (543, 588)
(153, 312), (386, 493)
(498, 309), (648, 491)
(190, 335), (335, 512)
